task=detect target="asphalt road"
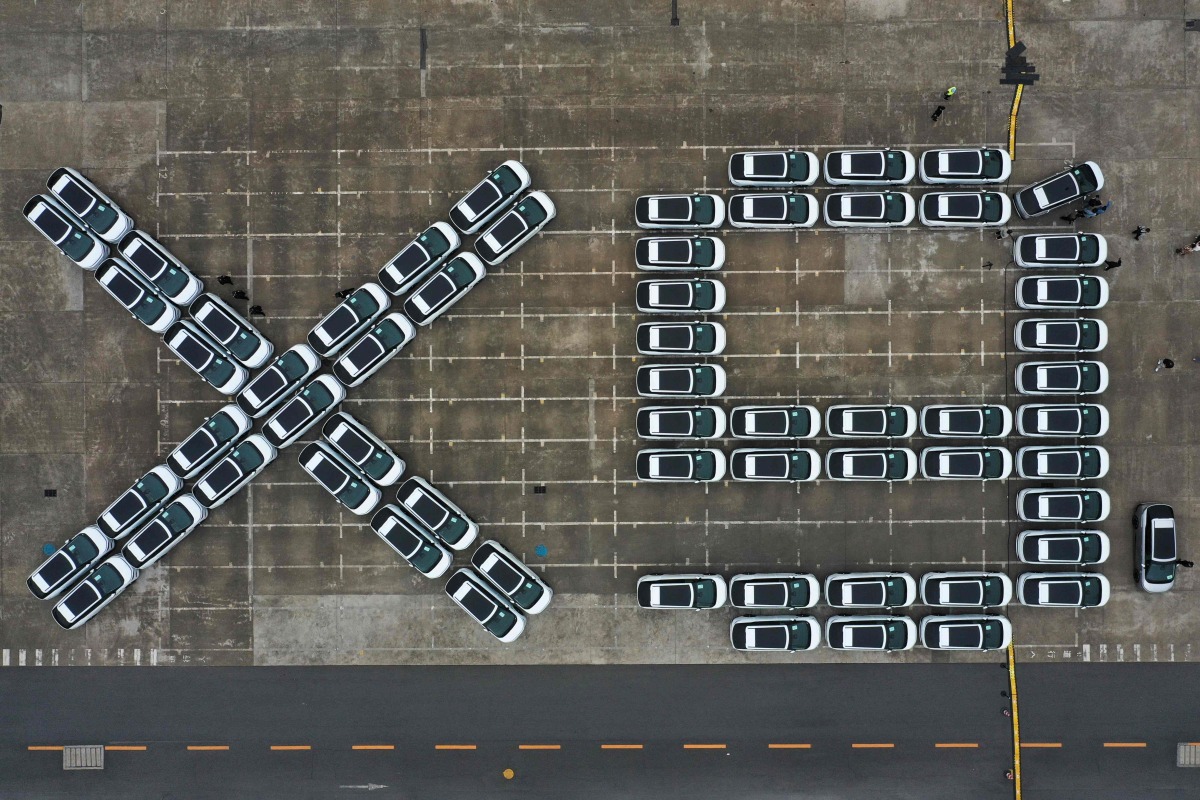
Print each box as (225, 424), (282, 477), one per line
(2, 664), (1196, 799)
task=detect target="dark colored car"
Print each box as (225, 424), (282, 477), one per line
(1135, 503), (1178, 593)
(1015, 403), (1109, 437)
(635, 406), (726, 439)
(920, 404), (1011, 438)
(635, 279), (726, 314)
(1013, 161), (1104, 218)
(1016, 446), (1108, 479)
(369, 504), (452, 578)
(471, 539), (553, 614)
(377, 222), (461, 296)
(449, 160), (531, 234)
(402, 253), (487, 326)
(474, 191), (556, 266)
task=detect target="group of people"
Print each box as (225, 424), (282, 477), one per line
(1061, 195), (1111, 222)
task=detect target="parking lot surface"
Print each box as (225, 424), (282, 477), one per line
(1, 1), (1197, 666)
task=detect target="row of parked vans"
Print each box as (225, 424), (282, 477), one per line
(23, 161), (555, 636)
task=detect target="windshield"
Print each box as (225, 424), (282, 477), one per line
(883, 193), (908, 222)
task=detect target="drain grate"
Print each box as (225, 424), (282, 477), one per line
(1178, 743), (1200, 767)
(63, 745), (104, 770)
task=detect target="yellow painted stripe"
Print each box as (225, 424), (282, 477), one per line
(187, 745), (229, 751)
(435, 744), (477, 751)
(852, 743), (895, 749)
(518, 744), (561, 750)
(1021, 742), (1062, 749)
(27, 746), (64, 751)
(936, 743), (980, 749)
(1104, 742), (1147, 748)
(352, 745), (394, 751)
(601, 744), (643, 750)
(270, 745), (311, 751)
(105, 746), (146, 752)
(1008, 641), (1022, 800)
(683, 743), (726, 750)
(768, 743), (812, 749)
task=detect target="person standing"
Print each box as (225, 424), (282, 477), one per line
(931, 105), (946, 123)
(944, 86), (957, 99)
(1132, 226), (1149, 240)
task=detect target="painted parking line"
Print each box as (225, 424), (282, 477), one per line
(351, 745), (395, 751)
(935, 743), (980, 749)
(768, 743), (812, 749)
(1021, 742), (1062, 749)
(270, 745), (312, 751)
(27, 746), (64, 751)
(852, 743), (895, 749)
(187, 745), (230, 751)
(600, 744), (643, 750)
(1103, 742), (1147, 748)
(435, 744), (477, 751)
(682, 744), (726, 750)
(518, 744), (561, 750)
(105, 745), (147, 752)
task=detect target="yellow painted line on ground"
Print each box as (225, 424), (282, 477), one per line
(601, 744), (643, 750)
(270, 745), (312, 751)
(1021, 742), (1062, 749)
(351, 745), (394, 751)
(768, 743), (812, 749)
(682, 743), (726, 750)
(518, 744), (561, 750)
(105, 746), (146, 752)
(935, 743), (980, 749)
(27, 746), (64, 751)
(1008, 641), (1022, 799)
(852, 743), (895, 749)
(187, 745), (230, 751)
(1104, 742), (1147, 748)
(435, 744), (477, 751)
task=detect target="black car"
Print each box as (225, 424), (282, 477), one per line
(1135, 503), (1178, 593)
(1015, 234), (1106, 268)
(825, 404), (916, 438)
(402, 253), (487, 326)
(449, 160), (531, 234)
(634, 194), (724, 229)
(377, 222), (460, 296)
(823, 192), (915, 227)
(728, 150), (819, 187)
(1016, 446), (1108, 479)
(920, 447), (1011, 480)
(824, 149), (915, 185)
(635, 279), (725, 314)
(729, 405), (820, 439)
(918, 192), (1011, 227)
(919, 404), (1011, 438)
(635, 405), (725, 439)
(729, 448), (820, 482)
(1017, 488), (1110, 523)
(634, 236), (725, 271)
(635, 364), (726, 398)
(94, 258), (178, 334)
(727, 193), (818, 228)
(235, 344), (321, 418)
(1015, 275), (1109, 310)
(474, 191), (555, 266)
(920, 615), (1011, 651)
(1015, 403), (1109, 437)
(918, 147), (1011, 184)
(394, 476), (478, 550)
(1017, 531), (1110, 565)
(728, 573), (819, 609)
(920, 572), (1013, 607)
(307, 284), (390, 358)
(1013, 161), (1104, 218)
(369, 504), (452, 578)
